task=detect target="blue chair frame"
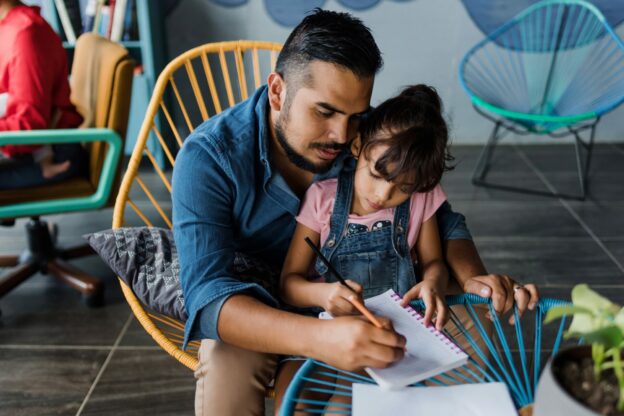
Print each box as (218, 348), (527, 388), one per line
(459, 0), (624, 200)
(280, 295), (572, 415)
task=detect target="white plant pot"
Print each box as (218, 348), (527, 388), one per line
(534, 346), (600, 416)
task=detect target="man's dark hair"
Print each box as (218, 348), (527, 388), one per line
(275, 9), (383, 88)
(359, 84), (454, 193)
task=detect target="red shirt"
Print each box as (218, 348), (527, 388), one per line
(0, 5), (82, 157)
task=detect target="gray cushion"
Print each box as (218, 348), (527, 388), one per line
(85, 227), (188, 321)
(85, 227), (281, 322)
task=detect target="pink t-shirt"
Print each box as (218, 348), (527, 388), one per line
(296, 178), (447, 250)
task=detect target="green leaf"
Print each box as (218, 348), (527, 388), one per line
(572, 326), (623, 349)
(544, 305), (592, 324)
(614, 308), (624, 333)
(572, 284), (619, 314)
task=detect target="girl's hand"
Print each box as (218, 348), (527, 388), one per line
(401, 280), (449, 330)
(323, 280), (363, 317)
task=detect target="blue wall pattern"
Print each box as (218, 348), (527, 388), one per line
(210, 0), (624, 31)
(210, 0), (412, 27)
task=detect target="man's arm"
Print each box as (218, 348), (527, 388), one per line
(172, 138), (405, 369)
(218, 294), (405, 371)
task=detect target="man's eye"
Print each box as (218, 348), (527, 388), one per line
(317, 110), (333, 118)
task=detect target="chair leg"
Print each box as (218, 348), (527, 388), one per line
(472, 120), (599, 200)
(472, 121), (502, 184)
(0, 261), (38, 297)
(572, 123), (596, 201)
(60, 244), (95, 260)
(0, 255), (19, 268)
(47, 259), (103, 296)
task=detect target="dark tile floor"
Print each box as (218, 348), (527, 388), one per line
(1, 143), (623, 416)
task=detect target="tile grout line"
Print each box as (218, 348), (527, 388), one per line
(75, 313), (134, 416)
(514, 146), (624, 276)
(610, 143), (624, 157)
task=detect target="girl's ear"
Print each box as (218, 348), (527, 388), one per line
(351, 134), (362, 159)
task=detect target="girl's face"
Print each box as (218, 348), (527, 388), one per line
(351, 143), (414, 216)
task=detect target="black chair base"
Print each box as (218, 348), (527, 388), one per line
(0, 218), (103, 307)
(472, 114), (598, 201)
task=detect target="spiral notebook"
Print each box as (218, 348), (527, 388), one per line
(361, 289), (468, 389)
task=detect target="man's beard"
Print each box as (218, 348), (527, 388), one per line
(274, 115), (346, 175)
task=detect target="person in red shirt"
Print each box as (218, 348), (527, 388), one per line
(0, 0), (86, 190)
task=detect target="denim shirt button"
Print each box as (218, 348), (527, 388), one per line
(327, 239), (335, 247)
(396, 225), (404, 234)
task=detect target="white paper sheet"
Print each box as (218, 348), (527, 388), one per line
(352, 382), (517, 416)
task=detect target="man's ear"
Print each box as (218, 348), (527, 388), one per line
(351, 134), (362, 158)
(267, 72), (285, 112)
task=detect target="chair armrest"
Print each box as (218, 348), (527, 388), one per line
(0, 128), (122, 219)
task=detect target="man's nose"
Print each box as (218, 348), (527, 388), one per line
(327, 118), (350, 144)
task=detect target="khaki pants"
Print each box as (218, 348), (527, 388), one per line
(195, 340), (278, 416)
(194, 288), (492, 415)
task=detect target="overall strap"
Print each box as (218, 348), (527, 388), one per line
(391, 197), (411, 258)
(316, 167), (354, 275)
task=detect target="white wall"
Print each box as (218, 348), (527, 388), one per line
(165, 0), (624, 144)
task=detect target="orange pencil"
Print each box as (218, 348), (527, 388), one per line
(304, 237), (383, 329)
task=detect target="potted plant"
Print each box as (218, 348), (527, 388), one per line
(534, 284), (624, 416)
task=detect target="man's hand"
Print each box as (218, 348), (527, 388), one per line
(322, 280), (363, 316)
(315, 316), (406, 371)
(462, 274), (539, 324)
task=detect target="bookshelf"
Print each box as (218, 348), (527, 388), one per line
(40, 0), (166, 166)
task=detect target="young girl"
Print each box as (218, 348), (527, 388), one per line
(274, 84), (454, 413)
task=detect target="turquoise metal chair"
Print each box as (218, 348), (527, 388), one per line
(280, 295), (572, 415)
(458, 0), (624, 200)
(0, 34), (133, 306)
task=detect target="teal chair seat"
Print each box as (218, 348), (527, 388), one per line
(458, 0), (624, 200)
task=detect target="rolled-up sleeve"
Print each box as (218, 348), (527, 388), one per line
(172, 137), (277, 347)
(436, 201), (473, 241)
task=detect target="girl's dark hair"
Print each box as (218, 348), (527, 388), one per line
(359, 85), (454, 193)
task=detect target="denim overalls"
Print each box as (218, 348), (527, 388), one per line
(314, 167), (418, 298)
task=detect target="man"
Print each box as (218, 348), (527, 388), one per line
(0, 0), (85, 190)
(172, 10), (539, 416)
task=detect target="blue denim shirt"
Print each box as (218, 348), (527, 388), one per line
(172, 86), (472, 349)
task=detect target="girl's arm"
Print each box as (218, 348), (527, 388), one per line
(401, 215), (450, 329)
(281, 223), (363, 315)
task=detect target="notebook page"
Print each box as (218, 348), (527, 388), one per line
(363, 289), (468, 389)
(352, 382), (517, 416)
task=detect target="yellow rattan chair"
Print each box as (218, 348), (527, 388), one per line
(112, 41), (282, 374)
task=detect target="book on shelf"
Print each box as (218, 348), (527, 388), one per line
(109, 0), (127, 41)
(122, 0), (137, 41)
(82, 0), (97, 32)
(105, 0), (115, 38)
(53, 0), (82, 43)
(44, 0), (138, 44)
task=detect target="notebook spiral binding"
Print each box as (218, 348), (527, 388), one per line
(390, 292), (466, 356)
